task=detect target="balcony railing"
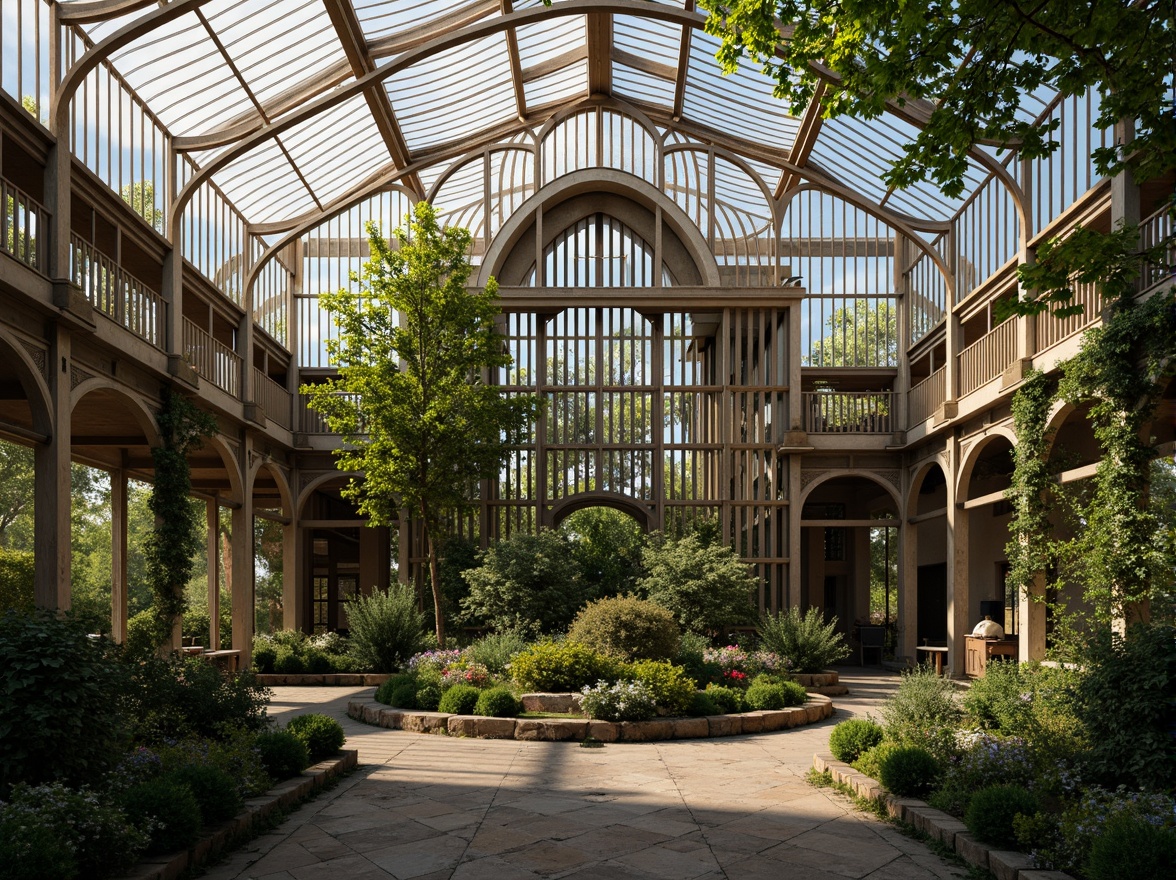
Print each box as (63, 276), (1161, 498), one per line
(254, 368), (292, 430)
(71, 235), (165, 348)
(958, 319), (1016, 397)
(2, 178), (48, 274)
(1035, 278), (1101, 352)
(182, 318), (240, 396)
(299, 392), (365, 434)
(908, 367), (946, 426)
(804, 391), (893, 434)
(1140, 202), (1174, 293)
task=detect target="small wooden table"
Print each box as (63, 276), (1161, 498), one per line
(915, 645), (949, 675)
(202, 649), (241, 673)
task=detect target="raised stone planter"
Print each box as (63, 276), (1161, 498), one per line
(790, 670), (850, 696)
(256, 673), (391, 687)
(122, 750), (357, 880)
(347, 692), (834, 742)
(520, 692), (583, 713)
(811, 752), (1076, 880)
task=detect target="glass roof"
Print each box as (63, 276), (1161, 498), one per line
(58, 0), (996, 232)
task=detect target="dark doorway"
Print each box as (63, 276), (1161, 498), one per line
(917, 562), (948, 645)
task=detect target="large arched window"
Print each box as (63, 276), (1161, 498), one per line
(525, 213), (673, 287)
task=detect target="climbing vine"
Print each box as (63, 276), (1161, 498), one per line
(1006, 219), (1176, 639)
(145, 387), (216, 648)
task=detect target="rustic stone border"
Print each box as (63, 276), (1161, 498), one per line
(811, 753), (1075, 880)
(122, 750), (359, 880)
(256, 673), (391, 686)
(347, 693), (833, 742)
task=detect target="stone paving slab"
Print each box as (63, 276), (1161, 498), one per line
(201, 671), (976, 880)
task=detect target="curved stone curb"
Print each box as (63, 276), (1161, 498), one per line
(347, 693), (834, 742)
(811, 753), (1074, 880)
(256, 673), (390, 686)
(122, 750), (358, 880)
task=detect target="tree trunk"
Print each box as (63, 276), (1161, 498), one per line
(421, 504), (446, 648)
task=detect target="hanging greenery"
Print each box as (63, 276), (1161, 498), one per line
(145, 387), (216, 649)
(1006, 220), (1176, 638)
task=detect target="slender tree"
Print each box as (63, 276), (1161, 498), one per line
(303, 203), (542, 646)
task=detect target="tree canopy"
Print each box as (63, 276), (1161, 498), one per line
(303, 202), (542, 646)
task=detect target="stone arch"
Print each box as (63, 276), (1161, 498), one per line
(199, 433), (244, 505)
(249, 458), (293, 517)
(548, 492), (654, 532)
(0, 328), (52, 438)
(478, 168), (721, 288)
(69, 378), (161, 448)
(800, 470), (902, 513)
(955, 428), (1018, 500)
(296, 470), (363, 519)
(907, 456), (951, 514)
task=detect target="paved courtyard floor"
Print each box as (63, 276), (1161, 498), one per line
(202, 669), (967, 880)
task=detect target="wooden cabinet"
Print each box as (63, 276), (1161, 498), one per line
(965, 637), (1018, 678)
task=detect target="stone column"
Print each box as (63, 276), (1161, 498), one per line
(111, 469), (129, 642)
(231, 437), (255, 667)
(206, 499), (220, 650)
(35, 325), (72, 610)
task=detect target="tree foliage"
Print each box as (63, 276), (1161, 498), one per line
(637, 531), (757, 635)
(702, 0), (1175, 197)
(302, 203), (542, 646)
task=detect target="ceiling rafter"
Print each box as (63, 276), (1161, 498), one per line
(501, 0), (528, 120)
(322, 0), (422, 198)
(672, 0), (695, 120)
(586, 11), (612, 95)
(55, 0), (160, 25)
(776, 80), (827, 198)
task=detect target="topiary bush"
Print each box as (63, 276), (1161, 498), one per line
(346, 584), (427, 673)
(878, 745), (940, 797)
(0, 610), (127, 792)
(1086, 812), (1176, 880)
(474, 686), (520, 718)
(829, 719), (885, 763)
(121, 776), (203, 854)
(254, 730), (309, 780)
(286, 714), (345, 760)
(511, 640), (620, 692)
(375, 673), (417, 705)
(566, 596), (681, 662)
(964, 784), (1040, 848)
(415, 682), (442, 711)
(757, 607), (850, 673)
(273, 647), (306, 675)
(438, 684), (481, 715)
(167, 764), (242, 824)
(625, 659), (697, 716)
(704, 684), (746, 714)
(688, 691), (720, 716)
(880, 665), (962, 762)
(744, 677), (806, 710)
(252, 642), (278, 674)
(853, 741), (899, 780)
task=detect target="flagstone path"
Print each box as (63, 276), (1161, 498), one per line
(202, 669), (966, 880)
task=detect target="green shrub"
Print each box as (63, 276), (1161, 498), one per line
(168, 764), (242, 824)
(121, 777), (203, 854)
(124, 608), (164, 658)
(0, 782), (148, 878)
(929, 733), (1034, 817)
(252, 643), (278, 674)
(580, 680), (657, 722)
(346, 584), (426, 673)
(563, 506), (645, 598)
(438, 684), (481, 715)
(1086, 813), (1176, 880)
(375, 673), (417, 705)
(466, 630), (529, 675)
(304, 648), (334, 675)
(474, 686), (520, 718)
(688, 691), (720, 716)
(964, 784), (1040, 848)
(636, 533), (756, 635)
(122, 656), (271, 744)
(625, 659), (697, 716)
(567, 596), (680, 662)
(704, 684), (746, 714)
(511, 641), (620, 692)
(1076, 622), (1176, 792)
(415, 682), (442, 711)
(254, 730), (308, 780)
(387, 683), (417, 708)
(853, 741), (899, 780)
(461, 530), (589, 637)
(286, 714), (345, 760)
(0, 611), (127, 791)
(829, 719), (884, 763)
(757, 607), (850, 673)
(880, 665), (961, 762)
(675, 630), (713, 686)
(744, 679), (804, 710)
(273, 646), (306, 675)
(0, 548), (34, 616)
(878, 745), (939, 797)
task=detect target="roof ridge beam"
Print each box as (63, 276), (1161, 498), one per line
(586, 10), (612, 95)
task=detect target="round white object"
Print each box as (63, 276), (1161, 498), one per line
(971, 617), (1005, 638)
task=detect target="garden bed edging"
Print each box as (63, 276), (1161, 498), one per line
(811, 752), (1075, 880)
(347, 693), (834, 742)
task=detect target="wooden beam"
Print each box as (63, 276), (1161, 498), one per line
(70, 436), (149, 446)
(586, 11), (612, 95)
(672, 0), (694, 120)
(1058, 462), (1100, 484)
(907, 506), (947, 524)
(801, 518), (900, 527)
(502, 0), (528, 119)
(960, 488), (1008, 510)
(0, 420), (49, 445)
(300, 519), (370, 528)
(777, 80), (827, 198)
